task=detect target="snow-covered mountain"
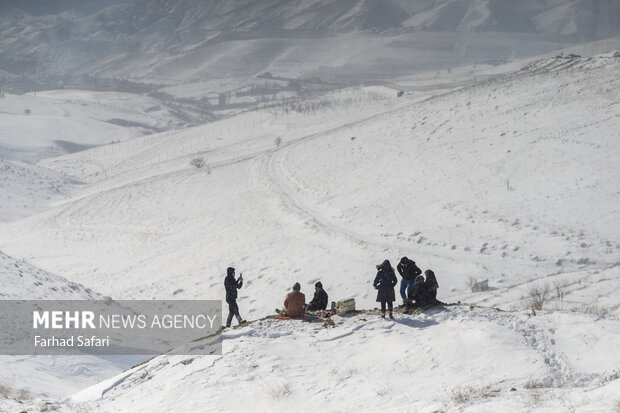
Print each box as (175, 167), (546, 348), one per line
(1, 0), (619, 87)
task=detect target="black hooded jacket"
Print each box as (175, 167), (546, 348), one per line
(397, 257), (422, 281)
(308, 289), (329, 311)
(224, 268), (243, 301)
(373, 260), (398, 302)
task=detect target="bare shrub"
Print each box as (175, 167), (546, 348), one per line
(39, 401), (60, 411)
(267, 383), (291, 400)
(24, 108), (31, 115)
(450, 385), (498, 405)
(553, 280), (569, 301)
(524, 379), (546, 389)
(451, 387), (474, 404)
(574, 304), (609, 317)
(527, 282), (551, 310)
(190, 157), (205, 168)
(0, 382), (32, 401)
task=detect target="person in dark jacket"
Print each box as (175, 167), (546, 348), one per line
(373, 260), (398, 319)
(397, 256), (422, 304)
(307, 281), (328, 311)
(405, 274), (427, 313)
(224, 267), (246, 327)
(424, 269), (439, 302)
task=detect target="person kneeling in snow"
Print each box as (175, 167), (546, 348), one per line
(373, 260), (398, 319)
(307, 281), (328, 312)
(283, 282), (306, 317)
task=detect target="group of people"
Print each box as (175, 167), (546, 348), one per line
(374, 257), (439, 319)
(224, 257), (439, 327)
(224, 266), (329, 327)
(281, 281), (329, 317)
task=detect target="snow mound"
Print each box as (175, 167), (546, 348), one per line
(0, 250), (101, 300)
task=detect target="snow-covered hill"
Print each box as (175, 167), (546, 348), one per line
(0, 90), (190, 222)
(0, 51), (618, 412)
(0, 251), (143, 406)
(64, 307), (620, 412)
(0, 54), (617, 318)
(0, 250), (101, 300)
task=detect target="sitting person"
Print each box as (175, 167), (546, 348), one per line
(424, 269), (439, 303)
(283, 282), (306, 317)
(405, 274), (427, 313)
(307, 281), (328, 312)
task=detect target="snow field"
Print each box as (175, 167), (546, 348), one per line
(0, 54), (618, 412)
(68, 306), (620, 412)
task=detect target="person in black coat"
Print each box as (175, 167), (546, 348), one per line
(224, 267), (246, 327)
(424, 269), (439, 302)
(307, 281), (329, 311)
(397, 256), (422, 304)
(373, 260), (398, 319)
(405, 274), (426, 313)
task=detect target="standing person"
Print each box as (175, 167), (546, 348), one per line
(224, 267), (246, 327)
(373, 260), (398, 319)
(397, 256), (422, 304)
(283, 282), (306, 317)
(307, 281), (328, 312)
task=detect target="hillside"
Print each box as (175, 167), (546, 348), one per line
(64, 306), (620, 412)
(0, 50), (618, 412)
(0, 53), (617, 320)
(0, 251), (141, 407)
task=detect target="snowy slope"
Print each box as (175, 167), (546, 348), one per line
(66, 307), (620, 412)
(0, 158), (72, 222)
(0, 90), (187, 222)
(0, 91), (181, 162)
(0, 251), (143, 404)
(0, 55), (618, 318)
(0, 53), (618, 412)
(0, 250), (101, 300)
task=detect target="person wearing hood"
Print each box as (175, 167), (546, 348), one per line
(405, 274), (427, 313)
(424, 269), (439, 302)
(283, 282), (306, 317)
(373, 260), (398, 319)
(307, 281), (328, 312)
(397, 256), (422, 304)
(224, 267), (246, 327)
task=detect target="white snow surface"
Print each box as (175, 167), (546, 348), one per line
(65, 308), (620, 413)
(0, 251), (143, 404)
(0, 53), (618, 412)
